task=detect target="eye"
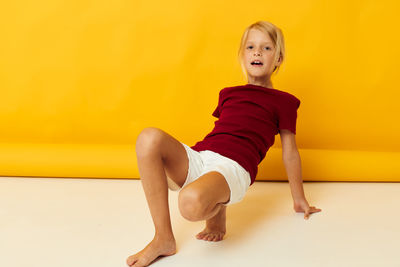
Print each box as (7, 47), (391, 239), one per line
(247, 46), (253, 49)
(264, 46), (271, 50)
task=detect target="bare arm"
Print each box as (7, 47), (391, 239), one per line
(282, 150), (306, 201)
(280, 129), (322, 219)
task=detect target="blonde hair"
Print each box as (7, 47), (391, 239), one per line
(238, 21), (285, 80)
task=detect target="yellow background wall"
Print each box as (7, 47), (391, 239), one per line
(1, 0), (399, 181)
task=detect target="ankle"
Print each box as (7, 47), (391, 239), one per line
(154, 232), (175, 242)
(213, 204), (227, 217)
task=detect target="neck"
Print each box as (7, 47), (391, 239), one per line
(247, 78), (273, 89)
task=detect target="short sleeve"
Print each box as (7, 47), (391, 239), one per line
(277, 97), (301, 134)
(212, 91), (222, 118)
(212, 104), (220, 118)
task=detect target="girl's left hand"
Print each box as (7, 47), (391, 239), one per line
(293, 198), (322, 220)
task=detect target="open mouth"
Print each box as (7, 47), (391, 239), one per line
(251, 60), (263, 66)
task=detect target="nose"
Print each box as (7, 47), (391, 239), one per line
(254, 50), (261, 56)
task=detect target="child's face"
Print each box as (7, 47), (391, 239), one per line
(242, 29), (278, 82)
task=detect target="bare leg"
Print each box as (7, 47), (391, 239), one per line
(137, 146), (174, 238)
(126, 129), (182, 267)
(178, 171), (230, 242)
(196, 205), (227, 242)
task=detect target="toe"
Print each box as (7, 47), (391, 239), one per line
(126, 256), (137, 266)
(132, 258), (146, 267)
(216, 234), (222, 241)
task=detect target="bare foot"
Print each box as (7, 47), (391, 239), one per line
(196, 204), (227, 242)
(126, 236), (176, 267)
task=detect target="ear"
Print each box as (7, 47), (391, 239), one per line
(277, 55), (282, 64)
(274, 56), (282, 70)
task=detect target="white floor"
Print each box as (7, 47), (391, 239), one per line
(0, 177), (399, 267)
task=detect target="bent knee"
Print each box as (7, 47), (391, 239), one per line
(178, 189), (205, 221)
(135, 127), (165, 155)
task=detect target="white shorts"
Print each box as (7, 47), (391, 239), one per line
(166, 142), (251, 206)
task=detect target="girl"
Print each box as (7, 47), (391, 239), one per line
(127, 20), (322, 267)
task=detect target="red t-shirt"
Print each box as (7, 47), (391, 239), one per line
(190, 83), (301, 186)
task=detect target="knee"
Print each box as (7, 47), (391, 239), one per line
(178, 188), (205, 222)
(135, 127), (164, 156)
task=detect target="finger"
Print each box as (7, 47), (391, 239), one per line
(311, 207), (322, 213)
(306, 209), (321, 217)
(304, 210), (310, 219)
